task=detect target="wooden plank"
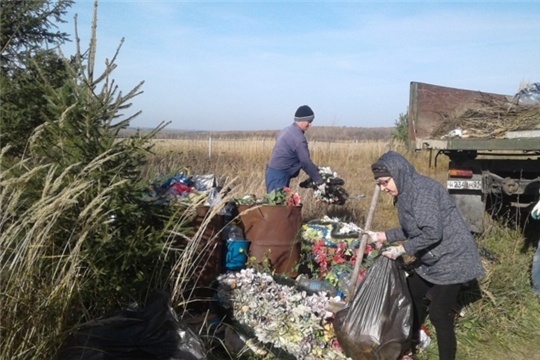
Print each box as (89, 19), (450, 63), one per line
(505, 130), (540, 139)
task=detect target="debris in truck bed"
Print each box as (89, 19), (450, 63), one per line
(431, 93), (540, 139)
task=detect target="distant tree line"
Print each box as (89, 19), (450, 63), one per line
(120, 126), (393, 141)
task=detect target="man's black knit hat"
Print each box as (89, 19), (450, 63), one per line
(294, 105), (315, 122)
(371, 160), (392, 179)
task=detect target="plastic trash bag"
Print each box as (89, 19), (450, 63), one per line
(514, 82), (540, 105)
(155, 172), (192, 192)
(333, 256), (412, 360)
(205, 187), (222, 207)
(191, 174), (216, 191)
(56, 289), (207, 360)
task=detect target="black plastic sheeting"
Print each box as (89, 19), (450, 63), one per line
(56, 289), (206, 360)
(333, 256), (413, 360)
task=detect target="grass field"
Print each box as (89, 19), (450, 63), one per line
(143, 137), (540, 360)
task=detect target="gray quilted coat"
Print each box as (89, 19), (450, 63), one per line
(380, 151), (485, 285)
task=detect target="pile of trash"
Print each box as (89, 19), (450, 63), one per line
(141, 171), (225, 209)
(105, 170), (432, 360)
(514, 82), (540, 105)
(216, 268), (350, 360)
(215, 255), (428, 360)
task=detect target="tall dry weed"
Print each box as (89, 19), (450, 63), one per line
(0, 149), (125, 358)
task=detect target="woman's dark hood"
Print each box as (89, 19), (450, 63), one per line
(373, 151), (416, 195)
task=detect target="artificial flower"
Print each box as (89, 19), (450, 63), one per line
(216, 268), (351, 360)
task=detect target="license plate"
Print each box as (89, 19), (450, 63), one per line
(447, 180), (482, 190)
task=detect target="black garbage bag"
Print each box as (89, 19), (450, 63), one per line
(56, 289), (206, 360)
(333, 256), (412, 360)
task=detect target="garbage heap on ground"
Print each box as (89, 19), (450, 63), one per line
(216, 268), (349, 360)
(141, 171), (225, 209)
(135, 169), (415, 360)
(215, 212), (383, 359)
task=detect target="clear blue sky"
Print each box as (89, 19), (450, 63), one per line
(58, 1), (540, 131)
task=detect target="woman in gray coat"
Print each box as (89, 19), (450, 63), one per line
(368, 151), (484, 360)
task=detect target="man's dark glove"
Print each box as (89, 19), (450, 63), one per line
(299, 178), (316, 189)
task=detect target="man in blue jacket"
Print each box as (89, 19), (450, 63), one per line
(265, 105), (325, 193)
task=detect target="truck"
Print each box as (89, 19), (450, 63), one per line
(408, 81), (540, 233)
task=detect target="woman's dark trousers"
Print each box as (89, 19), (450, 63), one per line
(407, 271), (462, 360)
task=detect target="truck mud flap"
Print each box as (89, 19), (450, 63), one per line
(451, 193), (484, 233)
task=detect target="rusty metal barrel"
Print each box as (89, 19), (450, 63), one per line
(236, 204), (302, 277)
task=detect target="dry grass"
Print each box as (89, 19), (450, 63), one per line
(0, 153), (124, 358)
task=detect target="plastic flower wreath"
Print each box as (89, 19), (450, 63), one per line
(300, 217), (379, 287)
